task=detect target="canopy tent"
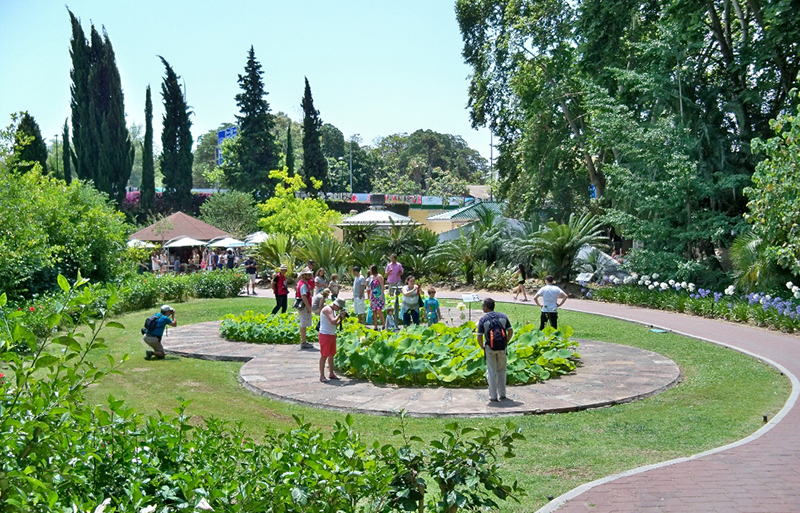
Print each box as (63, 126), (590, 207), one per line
(127, 239), (155, 248)
(338, 206), (418, 227)
(207, 236), (247, 248)
(129, 212), (230, 243)
(163, 236), (208, 248)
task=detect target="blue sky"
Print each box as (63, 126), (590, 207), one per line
(0, 0), (492, 159)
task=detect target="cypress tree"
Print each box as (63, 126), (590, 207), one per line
(13, 112), (48, 174)
(62, 119), (71, 184)
(159, 56), (193, 212)
(285, 124), (295, 176)
(301, 77), (328, 193)
(140, 85), (156, 213)
(67, 9), (133, 205)
(223, 46), (280, 196)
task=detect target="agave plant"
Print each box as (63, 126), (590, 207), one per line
(295, 234), (351, 276)
(429, 228), (491, 285)
(515, 213), (606, 283)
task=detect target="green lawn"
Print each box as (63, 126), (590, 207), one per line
(83, 297), (790, 512)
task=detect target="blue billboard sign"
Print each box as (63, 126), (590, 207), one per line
(216, 126), (239, 165)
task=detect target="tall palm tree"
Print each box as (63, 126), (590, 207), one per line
(516, 213), (606, 283)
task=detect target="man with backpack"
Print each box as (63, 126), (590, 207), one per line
(142, 304), (177, 360)
(477, 298), (513, 402)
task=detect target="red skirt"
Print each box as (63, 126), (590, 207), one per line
(319, 333), (337, 357)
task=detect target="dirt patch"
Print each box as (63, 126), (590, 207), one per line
(539, 466), (595, 481)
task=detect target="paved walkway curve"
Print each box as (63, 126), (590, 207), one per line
(510, 296), (800, 513)
(163, 319), (680, 418)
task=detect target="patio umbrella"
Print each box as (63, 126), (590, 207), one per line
(163, 236), (207, 248)
(127, 239), (155, 248)
(207, 236), (246, 247)
(245, 231), (269, 245)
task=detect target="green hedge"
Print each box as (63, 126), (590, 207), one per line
(220, 311), (318, 344)
(334, 321), (580, 387)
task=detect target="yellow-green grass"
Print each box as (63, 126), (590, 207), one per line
(78, 297), (789, 511)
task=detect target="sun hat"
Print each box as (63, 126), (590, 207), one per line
(280, 264), (288, 270)
(160, 304), (174, 314)
(299, 267), (313, 276)
(332, 298), (346, 309)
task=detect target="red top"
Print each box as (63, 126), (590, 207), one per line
(275, 273), (288, 296)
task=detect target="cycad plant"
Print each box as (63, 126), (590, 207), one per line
(256, 233), (295, 272)
(729, 231), (793, 293)
(296, 234), (351, 276)
(369, 219), (422, 257)
(342, 223), (378, 246)
(515, 213), (606, 283)
(429, 228), (491, 284)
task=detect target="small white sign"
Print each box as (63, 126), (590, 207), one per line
(461, 293), (480, 303)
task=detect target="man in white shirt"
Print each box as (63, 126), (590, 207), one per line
(532, 275), (568, 330)
(351, 266), (367, 324)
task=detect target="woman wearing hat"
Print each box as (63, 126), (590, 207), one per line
(271, 264), (289, 314)
(319, 298), (346, 381)
(296, 267), (315, 349)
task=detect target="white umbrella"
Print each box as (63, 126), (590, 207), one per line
(207, 236), (246, 247)
(127, 239), (155, 248)
(245, 231), (269, 245)
(163, 236), (208, 248)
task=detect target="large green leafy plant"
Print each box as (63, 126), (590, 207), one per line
(335, 320), (579, 387)
(220, 311), (318, 344)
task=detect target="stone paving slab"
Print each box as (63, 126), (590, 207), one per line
(163, 320), (680, 418)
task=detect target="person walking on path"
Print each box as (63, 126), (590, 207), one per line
(385, 253), (404, 294)
(244, 255), (258, 295)
(533, 274), (568, 330)
(271, 264), (288, 315)
(401, 275), (422, 326)
(142, 304), (177, 360)
(351, 266), (367, 324)
(296, 267), (315, 349)
(512, 263), (528, 301)
(476, 298), (513, 402)
(318, 298), (346, 382)
(368, 265), (385, 329)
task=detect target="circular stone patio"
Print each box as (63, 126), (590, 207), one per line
(162, 321), (681, 417)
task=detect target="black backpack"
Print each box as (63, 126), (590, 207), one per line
(144, 314), (160, 333)
(484, 316), (508, 351)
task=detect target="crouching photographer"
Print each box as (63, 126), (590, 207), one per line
(142, 304), (177, 360)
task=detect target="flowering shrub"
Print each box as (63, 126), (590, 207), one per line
(591, 275), (800, 332)
(334, 320), (580, 387)
(0, 276), (526, 512)
(220, 311), (318, 344)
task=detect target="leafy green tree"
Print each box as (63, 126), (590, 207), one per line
(12, 111), (48, 174)
(301, 77), (328, 193)
(67, 9), (134, 205)
(258, 168), (340, 236)
(746, 107), (800, 274)
(199, 190), (260, 239)
(320, 122), (345, 159)
(62, 119), (71, 184)
(273, 111), (303, 174)
(223, 46), (280, 196)
(159, 56), (193, 212)
(141, 85), (156, 213)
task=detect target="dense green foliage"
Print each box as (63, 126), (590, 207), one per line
(301, 77), (328, 193)
(61, 119), (71, 184)
(140, 85), (156, 213)
(159, 56), (194, 211)
(199, 190), (260, 239)
(68, 9), (134, 206)
(220, 311), (317, 344)
(257, 169), (340, 236)
(0, 159), (128, 299)
(285, 123), (295, 176)
(456, 0), (799, 272)
(335, 321), (579, 387)
(1, 279), (525, 512)
(11, 111), (48, 174)
(746, 105), (800, 275)
(223, 46), (280, 197)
